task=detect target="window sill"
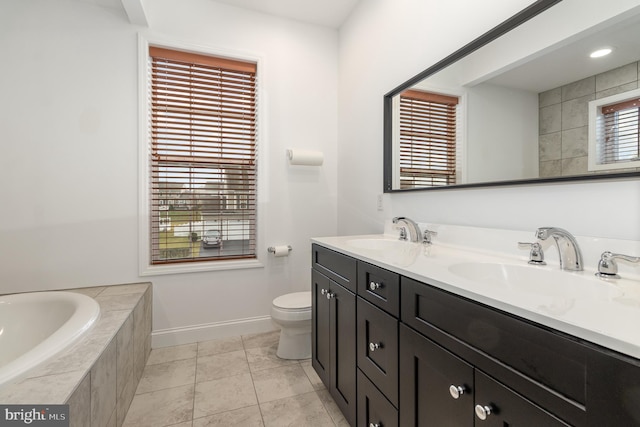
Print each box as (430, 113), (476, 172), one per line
(139, 258), (264, 276)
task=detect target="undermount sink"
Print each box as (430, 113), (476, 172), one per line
(448, 262), (623, 301)
(346, 238), (410, 251)
(346, 237), (422, 266)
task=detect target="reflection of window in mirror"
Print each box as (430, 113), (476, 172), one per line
(393, 90), (461, 189)
(589, 87), (640, 172)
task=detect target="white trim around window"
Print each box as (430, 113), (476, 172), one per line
(137, 33), (265, 276)
(588, 88), (640, 172)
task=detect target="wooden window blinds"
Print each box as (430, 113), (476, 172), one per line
(399, 90), (459, 188)
(148, 46), (257, 264)
(600, 97), (640, 165)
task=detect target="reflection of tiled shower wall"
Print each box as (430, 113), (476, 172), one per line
(538, 61), (639, 177)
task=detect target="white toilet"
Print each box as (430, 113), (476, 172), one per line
(271, 291), (312, 359)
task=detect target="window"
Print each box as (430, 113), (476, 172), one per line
(147, 46), (258, 266)
(589, 89), (640, 171)
(398, 90), (459, 188)
(600, 99), (639, 163)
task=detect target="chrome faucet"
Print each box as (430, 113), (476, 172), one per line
(535, 227), (583, 271)
(392, 217), (421, 242)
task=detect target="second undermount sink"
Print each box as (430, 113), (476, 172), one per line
(448, 262), (623, 301)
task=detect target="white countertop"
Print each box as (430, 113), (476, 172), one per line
(312, 224), (640, 359)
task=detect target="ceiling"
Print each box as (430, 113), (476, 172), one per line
(484, 7), (640, 93)
(81, 0), (361, 28)
(212, 0), (361, 28)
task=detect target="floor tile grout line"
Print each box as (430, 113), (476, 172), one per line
(191, 402), (261, 425)
(247, 362), (267, 426)
(190, 343), (199, 426)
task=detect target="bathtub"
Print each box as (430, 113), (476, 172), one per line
(0, 291), (100, 388)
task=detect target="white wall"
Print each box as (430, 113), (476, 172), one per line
(466, 83), (539, 183)
(0, 0), (338, 344)
(338, 0), (640, 241)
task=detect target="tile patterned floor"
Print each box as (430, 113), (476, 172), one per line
(122, 331), (349, 427)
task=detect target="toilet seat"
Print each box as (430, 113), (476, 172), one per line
(272, 291), (311, 311)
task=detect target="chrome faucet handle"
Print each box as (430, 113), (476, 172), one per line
(397, 227), (408, 241)
(596, 251), (640, 279)
(518, 242), (546, 265)
(423, 229), (438, 245)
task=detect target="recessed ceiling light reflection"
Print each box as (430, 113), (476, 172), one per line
(590, 48), (612, 58)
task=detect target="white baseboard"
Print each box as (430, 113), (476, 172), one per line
(151, 315), (277, 348)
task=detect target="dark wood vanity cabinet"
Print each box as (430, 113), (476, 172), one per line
(400, 325), (569, 427)
(400, 322), (570, 426)
(312, 243), (640, 426)
(401, 276), (584, 425)
(311, 245), (357, 426)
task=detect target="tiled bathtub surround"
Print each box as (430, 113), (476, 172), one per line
(539, 60), (640, 177)
(0, 283), (152, 427)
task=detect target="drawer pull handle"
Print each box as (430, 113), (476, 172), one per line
(475, 404), (493, 421)
(369, 423), (381, 427)
(448, 385), (465, 399)
(369, 342), (382, 352)
(369, 281), (381, 291)
(326, 292), (335, 300)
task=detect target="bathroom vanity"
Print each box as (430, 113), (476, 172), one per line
(311, 227), (640, 426)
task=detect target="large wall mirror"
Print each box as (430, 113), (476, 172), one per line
(384, 0), (640, 191)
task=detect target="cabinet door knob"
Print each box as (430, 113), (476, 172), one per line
(448, 384), (466, 399)
(369, 423), (381, 427)
(475, 404), (493, 420)
(326, 292), (335, 300)
(369, 281), (381, 291)
(369, 342), (381, 352)
(320, 288), (327, 295)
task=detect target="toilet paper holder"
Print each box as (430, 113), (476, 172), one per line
(268, 245), (292, 254)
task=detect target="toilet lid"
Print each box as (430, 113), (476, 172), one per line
(273, 291), (311, 310)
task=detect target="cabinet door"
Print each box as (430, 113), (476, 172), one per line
(330, 281), (357, 426)
(399, 324), (474, 427)
(587, 348), (640, 426)
(312, 269), (331, 387)
(474, 371), (569, 426)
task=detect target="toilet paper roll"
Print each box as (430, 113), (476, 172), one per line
(273, 245), (291, 257)
(287, 149), (324, 166)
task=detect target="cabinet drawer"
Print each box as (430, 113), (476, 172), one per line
(357, 261), (400, 316)
(357, 369), (398, 427)
(357, 298), (398, 406)
(401, 276), (587, 409)
(312, 244), (357, 292)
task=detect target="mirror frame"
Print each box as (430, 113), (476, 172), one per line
(383, 0), (640, 192)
